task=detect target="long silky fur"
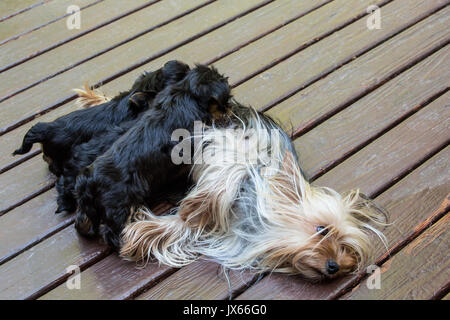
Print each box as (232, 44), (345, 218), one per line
(121, 103), (388, 279)
(73, 83), (110, 108)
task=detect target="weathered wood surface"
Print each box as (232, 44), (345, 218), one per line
(0, 0), (155, 70)
(0, 0), (448, 300)
(343, 213), (450, 300)
(0, 0), (97, 45)
(0, 0), (47, 22)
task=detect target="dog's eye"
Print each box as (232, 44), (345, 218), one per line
(316, 226), (329, 236)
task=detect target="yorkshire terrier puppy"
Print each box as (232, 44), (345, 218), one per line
(120, 102), (387, 281)
(75, 64), (231, 250)
(12, 60), (190, 177)
(53, 62), (191, 214)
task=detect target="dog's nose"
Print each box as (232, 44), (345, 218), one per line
(326, 260), (340, 275)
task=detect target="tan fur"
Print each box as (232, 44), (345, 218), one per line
(73, 83), (110, 108)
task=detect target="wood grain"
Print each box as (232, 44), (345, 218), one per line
(293, 47), (450, 178)
(0, 0), (97, 45)
(236, 96), (450, 299)
(0, 0), (153, 70)
(0, 0), (206, 98)
(137, 259), (255, 300)
(343, 214), (449, 300)
(0, 1), (47, 22)
(0, 226), (108, 300)
(39, 254), (173, 300)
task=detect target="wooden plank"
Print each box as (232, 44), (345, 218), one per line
(137, 260), (255, 300)
(293, 47), (450, 178)
(0, 0), (264, 131)
(342, 214), (450, 300)
(0, 0), (97, 45)
(0, 0), (45, 22)
(0, 226), (108, 300)
(0, 0), (153, 70)
(0, 0), (207, 98)
(267, 8), (450, 141)
(0, 189), (72, 265)
(236, 95), (450, 300)
(234, 0), (449, 110)
(121, 2), (450, 300)
(39, 254), (173, 300)
(0, 155), (53, 215)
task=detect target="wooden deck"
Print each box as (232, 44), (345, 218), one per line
(0, 0), (448, 300)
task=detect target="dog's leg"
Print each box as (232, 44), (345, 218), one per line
(55, 176), (77, 214)
(101, 205), (131, 250)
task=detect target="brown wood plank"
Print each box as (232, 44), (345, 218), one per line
(342, 213), (449, 300)
(0, 0), (98, 45)
(443, 293), (450, 300)
(0, 0), (45, 22)
(293, 47), (450, 178)
(0, 0), (206, 99)
(267, 6), (450, 142)
(0, 226), (108, 300)
(234, 0), (449, 110)
(137, 260), (255, 300)
(127, 3), (450, 300)
(236, 95), (450, 300)
(0, 189), (72, 265)
(0, 156), (53, 215)
(0, 0), (153, 70)
(39, 254), (173, 300)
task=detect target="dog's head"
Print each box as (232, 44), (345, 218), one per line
(128, 60), (191, 112)
(182, 64), (231, 115)
(263, 152), (388, 281)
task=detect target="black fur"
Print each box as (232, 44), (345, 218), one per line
(74, 64), (231, 249)
(13, 60), (190, 177)
(53, 61), (191, 213)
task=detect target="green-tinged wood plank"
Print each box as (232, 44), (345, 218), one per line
(39, 254), (172, 300)
(0, 0), (263, 129)
(137, 260), (255, 300)
(0, 0), (207, 97)
(343, 213), (449, 300)
(0, 0), (95, 44)
(0, 0), (44, 21)
(294, 47), (450, 178)
(237, 96), (450, 300)
(124, 1), (450, 300)
(0, 0), (152, 69)
(0, 226), (107, 300)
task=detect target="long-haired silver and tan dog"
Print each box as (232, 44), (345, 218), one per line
(119, 102), (387, 281)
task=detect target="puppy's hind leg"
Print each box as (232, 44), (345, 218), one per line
(55, 176), (77, 214)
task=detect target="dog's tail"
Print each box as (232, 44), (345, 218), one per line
(13, 122), (50, 155)
(73, 83), (110, 108)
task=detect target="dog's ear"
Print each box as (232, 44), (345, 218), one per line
(129, 92), (151, 112)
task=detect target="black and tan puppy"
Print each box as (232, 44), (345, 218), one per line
(75, 64), (231, 250)
(13, 60), (190, 177)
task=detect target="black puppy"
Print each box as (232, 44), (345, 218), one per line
(53, 62), (191, 214)
(13, 60), (190, 177)
(75, 64), (231, 249)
